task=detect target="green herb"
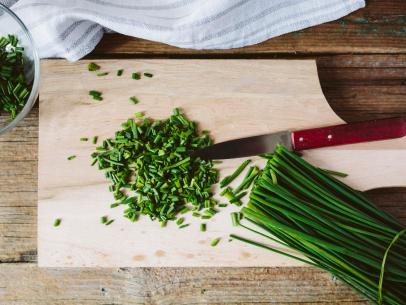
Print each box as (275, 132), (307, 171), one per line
(230, 212), (240, 226)
(89, 90), (103, 101)
(92, 136), (98, 144)
(129, 96), (138, 104)
(117, 69), (124, 76)
(132, 72), (141, 80)
(176, 217), (184, 225)
(67, 155), (76, 160)
(192, 212), (200, 217)
(87, 62), (100, 71)
(91, 108), (218, 225)
(105, 219), (114, 226)
(179, 224), (189, 229)
(80, 137), (88, 142)
(232, 145), (406, 305)
(211, 238), (220, 247)
(200, 223), (206, 232)
(100, 216), (108, 224)
(143, 72), (153, 78)
(218, 203), (228, 208)
(135, 111), (144, 118)
(0, 34), (31, 119)
(220, 159), (251, 188)
(220, 187), (242, 206)
(233, 166), (260, 194)
(110, 203), (120, 208)
(180, 207), (189, 214)
(97, 72), (109, 77)
(53, 218), (62, 227)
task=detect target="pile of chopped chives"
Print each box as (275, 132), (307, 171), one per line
(0, 34), (31, 119)
(91, 108), (219, 224)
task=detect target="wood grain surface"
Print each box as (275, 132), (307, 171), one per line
(1, 0), (406, 303)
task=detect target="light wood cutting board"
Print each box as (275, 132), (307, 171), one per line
(38, 60), (406, 267)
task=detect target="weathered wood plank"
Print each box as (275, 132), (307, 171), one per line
(0, 264), (367, 305)
(92, 0), (406, 57)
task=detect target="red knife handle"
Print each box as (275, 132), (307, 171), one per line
(291, 117), (406, 151)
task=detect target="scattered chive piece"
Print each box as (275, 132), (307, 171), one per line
(220, 159), (251, 188)
(105, 219), (114, 226)
(80, 137), (88, 142)
(129, 96), (138, 104)
(179, 224), (189, 229)
(100, 216), (108, 224)
(231, 212), (240, 226)
(200, 223), (206, 232)
(117, 69), (124, 76)
(110, 203), (120, 208)
(180, 207), (189, 214)
(218, 203), (228, 208)
(135, 111), (144, 118)
(234, 166), (259, 194)
(97, 72), (109, 77)
(67, 155), (76, 160)
(92, 136), (98, 144)
(87, 62), (100, 71)
(143, 72), (153, 78)
(176, 217), (184, 225)
(132, 72), (141, 80)
(192, 212), (201, 217)
(201, 215), (211, 220)
(89, 90), (103, 101)
(53, 218), (62, 227)
(160, 220), (167, 228)
(211, 238), (220, 247)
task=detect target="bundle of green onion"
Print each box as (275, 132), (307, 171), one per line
(0, 34), (30, 119)
(231, 145), (405, 305)
(91, 108), (219, 225)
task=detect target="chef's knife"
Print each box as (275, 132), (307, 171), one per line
(192, 117), (406, 160)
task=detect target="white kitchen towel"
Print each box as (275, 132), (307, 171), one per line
(2, 0), (365, 61)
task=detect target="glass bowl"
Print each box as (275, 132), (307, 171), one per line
(0, 3), (40, 135)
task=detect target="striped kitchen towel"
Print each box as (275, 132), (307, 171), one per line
(1, 0), (365, 61)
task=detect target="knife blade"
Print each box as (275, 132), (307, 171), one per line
(192, 117), (406, 160)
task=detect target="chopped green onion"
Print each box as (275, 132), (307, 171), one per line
(129, 96), (139, 104)
(97, 72), (109, 77)
(92, 136), (98, 144)
(53, 218), (62, 227)
(80, 137), (88, 142)
(179, 224), (189, 229)
(135, 111), (144, 118)
(143, 72), (153, 78)
(200, 223), (206, 232)
(87, 62), (100, 71)
(176, 217), (184, 225)
(117, 69), (124, 76)
(100, 216), (108, 224)
(132, 72), (141, 80)
(211, 238), (220, 247)
(220, 160), (251, 188)
(105, 219), (114, 226)
(67, 155), (76, 160)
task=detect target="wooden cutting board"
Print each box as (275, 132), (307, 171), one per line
(38, 59), (406, 267)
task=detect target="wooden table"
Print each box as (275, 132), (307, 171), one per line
(1, 1), (405, 304)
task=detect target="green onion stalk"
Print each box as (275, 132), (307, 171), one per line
(231, 145), (405, 305)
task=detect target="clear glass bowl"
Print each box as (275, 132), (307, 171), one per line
(0, 3), (40, 135)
